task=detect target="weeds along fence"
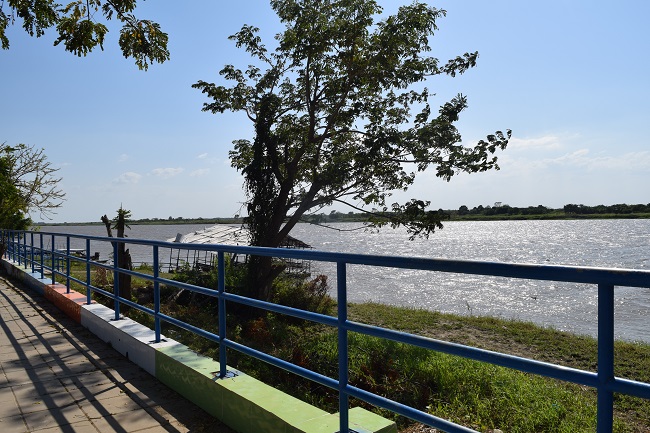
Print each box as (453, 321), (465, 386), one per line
(2, 229), (650, 433)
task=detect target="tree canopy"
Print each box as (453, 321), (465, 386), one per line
(0, 0), (169, 70)
(195, 0), (510, 241)
(0, 144), (65, 227)
(194, 0), (510, 298)
(0, 147), (30, 230)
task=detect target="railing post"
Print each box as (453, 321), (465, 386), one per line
(337, 261), (349, 433)
(154, 246), (161, 342)
(21, 230), (26, 266)
(66, 236), (71, 293)
(39, 233), (44, 279)
(597, 283), (615, 433)
(218, 251), (227, 378)
(8, 231), (11, 260)
(16, 231), (21, 265)
(23, 231), (27, 265)
(86, 239), (92, 304)
(113, 241), (120, 320)
(15, 231), (20, 265)
(30, 232), (35, 273)
(50, 234), (55, 284)
(12, 231), (17, 261)
(18, 232), (27, 266)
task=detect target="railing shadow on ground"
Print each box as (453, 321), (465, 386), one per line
(0, 269), (235, 433)
(2, 229), (650, 433)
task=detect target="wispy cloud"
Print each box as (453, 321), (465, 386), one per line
(150, 167), (184, 179)
(508, 134), (564, 151)
(546, 150), (650, 171)
(190, 168), (210, 177)
(114, 172), (142, 184)
(196, 152), (223, 164)
(118, 154), (129, 162)
(499, 148), (650, 176)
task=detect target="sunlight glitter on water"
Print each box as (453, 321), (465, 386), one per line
(42, 219), (650, 342)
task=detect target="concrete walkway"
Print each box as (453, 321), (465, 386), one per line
(0, 273), (235, 433)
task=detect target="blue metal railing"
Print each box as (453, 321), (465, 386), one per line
(2, 229), (650, 433)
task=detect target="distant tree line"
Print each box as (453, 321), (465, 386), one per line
(562, 203), (650, 215)
(455, 202), (650, 218)
(457, 204), (554, 217)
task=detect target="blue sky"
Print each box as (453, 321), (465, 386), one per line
(2, 0), (649, 224)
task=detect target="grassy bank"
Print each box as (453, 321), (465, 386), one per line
(141, 298), (650, 432)
(347, 303), (649, 432)
(65, 264), (649, 432)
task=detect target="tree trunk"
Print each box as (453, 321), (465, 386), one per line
(101, 213), (132, 305)
(246, 256), (275, 301)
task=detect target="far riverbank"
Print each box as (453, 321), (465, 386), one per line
(37, 210), (650, 227)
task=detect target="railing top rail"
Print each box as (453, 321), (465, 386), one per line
(6, 229), (650, 288)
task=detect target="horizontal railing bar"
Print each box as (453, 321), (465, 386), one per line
(157, 312), (221, 344)
(23, 230), (650, 288)
(155, 276), (219, 298)
(345, 385), (477, 433)
(91, 268), (341, 328)
(65, 274), (90, 289)
(91, 285), (116, 300)
(119, 296), (154, 316)
(221, 292), (340, 327)
(345, 382), (478, 433)
(346, 320), (600, 388)
(609, 377), (650, 399)
(224, 338), (340, 390)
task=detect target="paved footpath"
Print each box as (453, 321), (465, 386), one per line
(0, 272), (235, 433)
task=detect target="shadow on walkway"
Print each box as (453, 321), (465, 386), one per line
(0, 269), (235, 433)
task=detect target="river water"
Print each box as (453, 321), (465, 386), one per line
(40, 219), (650, 343)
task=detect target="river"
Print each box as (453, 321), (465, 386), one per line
(39, 219), (650, 343)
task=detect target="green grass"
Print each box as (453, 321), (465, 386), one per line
(148, 300), (645, 433)
(347, 303), (650, 432)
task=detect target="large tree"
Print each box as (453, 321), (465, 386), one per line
(0, 147), (30, 231)
(0, 145), (31, 257)
(0, 0), (168, 70)
(1, 143), (65, 221)
(193, 0), (510, 300)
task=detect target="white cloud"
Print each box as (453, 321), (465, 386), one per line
(508, 134), (564, 151)
(496, 148), (650, 179)
(190, 168), (210, 177)
(195, 152), (223, 165)
(150, 167), (184, 179)
(114, 172), (142, 184)
(544, 150), (650, 171)
(118, 154), (129, 162)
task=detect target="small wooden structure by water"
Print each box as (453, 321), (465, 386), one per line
(166, 225), (311, 274)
